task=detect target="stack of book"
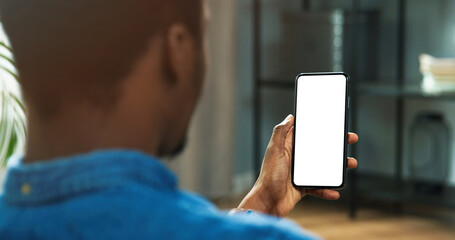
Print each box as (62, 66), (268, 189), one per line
(420, 54), (455, 93)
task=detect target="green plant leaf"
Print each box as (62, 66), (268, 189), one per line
(0, 31), (26, 167)
(0, 66), (19, 81)
(0, 53), (15, 67)
(3, 130), (17, 168)
(0, 41), (13, 52)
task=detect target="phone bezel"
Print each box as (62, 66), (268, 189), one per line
(291, 72), (350, 189)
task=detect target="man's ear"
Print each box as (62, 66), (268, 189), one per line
(163, 24), (194, 85)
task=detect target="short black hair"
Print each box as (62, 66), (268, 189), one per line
(0, 0), (202, 116)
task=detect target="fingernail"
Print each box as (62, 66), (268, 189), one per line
(286, 114), (293, 120)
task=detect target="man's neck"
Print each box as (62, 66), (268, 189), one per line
(24, 104), (162, 163)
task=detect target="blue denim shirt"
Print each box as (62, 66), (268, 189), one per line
(0, 150), (318, 240)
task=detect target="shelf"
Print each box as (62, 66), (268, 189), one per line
(258, 79), (294, 89)
(355, 174), (455, 209)
(257, 80), (455, 101)
(354, 83), (455, 100)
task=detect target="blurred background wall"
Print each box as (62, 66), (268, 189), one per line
(167, 0), (237, 197)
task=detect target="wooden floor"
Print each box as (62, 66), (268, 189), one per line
(215, 198), (455, 240)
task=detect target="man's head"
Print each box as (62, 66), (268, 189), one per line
(0, 0), (207, 159)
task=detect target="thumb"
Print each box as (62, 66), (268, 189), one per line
(270, 115), (294, 147)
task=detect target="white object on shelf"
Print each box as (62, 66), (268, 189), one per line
(420, 54), (455, 93)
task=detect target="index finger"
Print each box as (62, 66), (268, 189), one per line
(270, 115), (295, 147)
(348, 133), (359, 144)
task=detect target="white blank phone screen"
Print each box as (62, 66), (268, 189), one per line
(293, 74), (347, 187)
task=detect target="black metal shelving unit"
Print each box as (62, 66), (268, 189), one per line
(252, 0), (455, 218)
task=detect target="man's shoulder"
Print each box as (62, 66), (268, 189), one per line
(0, 186), (318, 240)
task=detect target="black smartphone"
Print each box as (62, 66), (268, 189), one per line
(292, 72), (350, 189)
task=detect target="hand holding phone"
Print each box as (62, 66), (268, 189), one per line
(238, 106), (358, 217)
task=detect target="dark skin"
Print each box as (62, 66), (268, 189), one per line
(26, 24), (205, 162)
(24, 3), (358, 218)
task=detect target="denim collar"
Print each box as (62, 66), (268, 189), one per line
(2, 150), (177, 205)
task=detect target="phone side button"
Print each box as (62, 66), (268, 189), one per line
(348, 97), (351, 108)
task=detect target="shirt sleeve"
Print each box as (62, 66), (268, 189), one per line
(223, 210), (321, 240)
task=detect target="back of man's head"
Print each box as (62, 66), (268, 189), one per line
(0, 0), (202, 117)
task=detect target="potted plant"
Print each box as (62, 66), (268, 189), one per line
(0, 24), (26, 176)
